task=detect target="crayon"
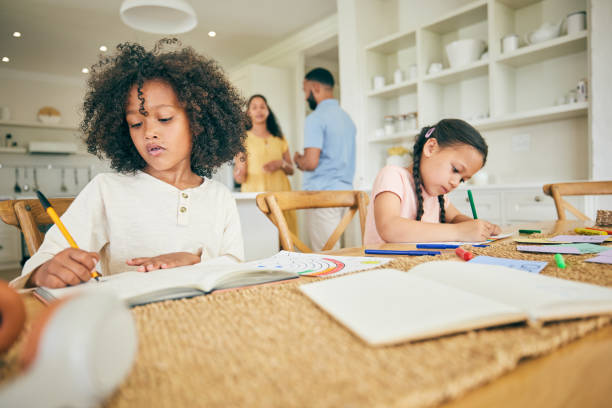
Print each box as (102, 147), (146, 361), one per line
(574, 227), (607, 235)
(467, 190), (478, 219)
(519, 229), (541, 234)
(455, 247), (474, 261)
(554, 253), (566, 269)
(364, 249), (441, 256)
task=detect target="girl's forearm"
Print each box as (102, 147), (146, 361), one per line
(450, 213), (472, 224)
(377, 217), (460, 242)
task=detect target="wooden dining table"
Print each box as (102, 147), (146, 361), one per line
(15, 219), (612, 407)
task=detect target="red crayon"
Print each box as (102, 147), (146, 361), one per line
(455, 247), (474, 261)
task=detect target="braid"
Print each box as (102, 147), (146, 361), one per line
(438, 195), (446, 223)
(412, 128), (429, 221)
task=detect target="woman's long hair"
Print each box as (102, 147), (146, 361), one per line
(246, 94), (284, 139)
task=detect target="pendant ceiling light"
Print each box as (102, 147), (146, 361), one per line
(120, 0), (197, 34)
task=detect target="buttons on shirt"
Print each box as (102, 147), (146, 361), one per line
(177, 191), (190, 225)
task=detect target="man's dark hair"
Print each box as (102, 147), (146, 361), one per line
(304, 67), (335, 88)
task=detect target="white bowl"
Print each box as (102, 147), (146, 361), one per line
(445, 39), (486, 69)
(37, 114), (61, 124)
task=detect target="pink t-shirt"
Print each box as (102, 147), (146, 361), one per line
(364, 165), (449, 245)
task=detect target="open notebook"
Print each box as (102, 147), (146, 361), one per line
(34, 251), (390, 306)
(35, 260), (299, 306)
(300, 261), (612, 346)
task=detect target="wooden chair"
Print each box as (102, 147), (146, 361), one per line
(255, 191), (369, 253)
(0, 198), (73, 256)
(542, 181), (612, 220)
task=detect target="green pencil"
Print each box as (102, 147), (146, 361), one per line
(467, 189), (478, 219)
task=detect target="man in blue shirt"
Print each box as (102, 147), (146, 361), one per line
(294, 68), (356, 250)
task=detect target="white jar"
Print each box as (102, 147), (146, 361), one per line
(567, 11), (586, 35)
(501, 34), (519, 53)
(383, 116), (396, 135)
(372, 75), (385, 90)
(408, 64), (418, 80)
(393, 69), (403, 84)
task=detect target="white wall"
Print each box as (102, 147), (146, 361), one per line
(0, 69), (108, 198)
(0, 68), (85, 125)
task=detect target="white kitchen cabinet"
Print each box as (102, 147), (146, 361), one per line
(451, 189), (502, 223)
(448, 184), (586, 224)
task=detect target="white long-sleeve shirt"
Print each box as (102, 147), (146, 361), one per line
(11, 171), (244, 289)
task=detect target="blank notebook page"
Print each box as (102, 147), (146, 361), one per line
(411, 261), (612, 322)
(300, 269), (526, 346)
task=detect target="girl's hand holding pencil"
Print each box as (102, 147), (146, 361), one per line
(453, 219), (501, 242)
(29, 248), (100, 288)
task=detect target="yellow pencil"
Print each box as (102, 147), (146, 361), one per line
(36, 190), (100, 281)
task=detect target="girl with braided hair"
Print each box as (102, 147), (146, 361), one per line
(364, 118), (501, 245)
(13, 39), (248, 289)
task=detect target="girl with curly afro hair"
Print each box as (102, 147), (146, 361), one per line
(14, 39), (248, 289)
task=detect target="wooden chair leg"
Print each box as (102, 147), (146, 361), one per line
(322, 207), (357, 251)
(265, 196), (294, 252)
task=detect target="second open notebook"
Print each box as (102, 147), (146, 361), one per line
(300, 261), (612, 346)
(34, 251), (392, 306)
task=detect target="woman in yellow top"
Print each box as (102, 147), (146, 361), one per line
(234, 94), (297, 234)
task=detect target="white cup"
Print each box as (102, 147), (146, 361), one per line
(501, 34), (519, 53)
(408, 64), (418, 80)
(0, 106), (10, 121)
(567, 11), (586, 35)
(372, 75), (385, 89)
(393, 69), (403, 84)
(428, 62), (443, 74)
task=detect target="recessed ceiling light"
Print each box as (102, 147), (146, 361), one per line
(2, 57), (9, 62)
(13, 32), (21, 38)
(99, 45), (108, 52)
(208, 31), (216, 37)
(82, 67), (89, 74)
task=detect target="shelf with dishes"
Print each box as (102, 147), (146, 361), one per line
(367, 80), (417, 98)
(0, 120), (79, 131)
(472, 101), (587, 131)
(361, 0), (589, 186)
(369, 128), (420, 144)
(495, 30), (587, 68)
(423, 60), (488, 85)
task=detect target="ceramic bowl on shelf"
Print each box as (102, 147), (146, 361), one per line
(445, 39), (486, 69)
(524, 21), (562, 45)
(37, 106), (61, 124)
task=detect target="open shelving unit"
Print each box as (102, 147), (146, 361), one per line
(362, 0), (588, 183)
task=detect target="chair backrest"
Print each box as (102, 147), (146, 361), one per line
(0, 198), (74, 256)
(542, 181), (612, 220)
(255, 190), (369, 253)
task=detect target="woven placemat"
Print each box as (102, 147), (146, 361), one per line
(2, 231), (611, 408)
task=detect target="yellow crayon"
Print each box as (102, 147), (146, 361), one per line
(574, 227), (607, 235)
